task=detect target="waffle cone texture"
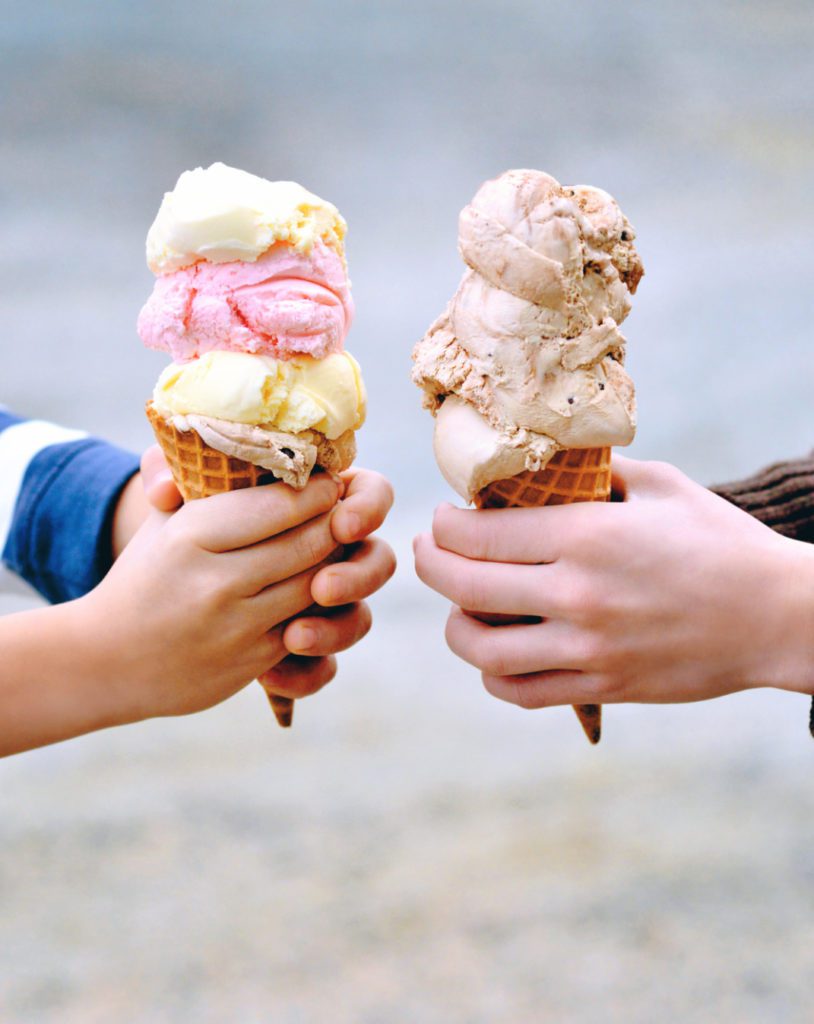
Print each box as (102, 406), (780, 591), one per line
(474, 446), (612, 745)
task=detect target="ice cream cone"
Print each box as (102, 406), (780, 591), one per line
(139, 166), (366, 734)
(146, 401), (276, 500)
(265, 691), (295, 728)
(146, 400), (294, 728)
(474, 446), (612, 509)
(474, 445), (611, 745)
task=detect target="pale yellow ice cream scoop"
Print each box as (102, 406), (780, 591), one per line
(146, 162), (347, 273)
(152, 350), (366, 439)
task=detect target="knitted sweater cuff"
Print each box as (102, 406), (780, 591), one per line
(711, 452), (814, 543)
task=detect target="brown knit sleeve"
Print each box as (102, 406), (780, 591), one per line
(711, 452), (814, 543)
(711, 452), (814, 736)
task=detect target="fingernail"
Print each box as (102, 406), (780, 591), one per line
(292, 625), (317, 652)
(435, 502), (460, 519)
(320, 570), (343, 605)
(343, 511), (362, 539)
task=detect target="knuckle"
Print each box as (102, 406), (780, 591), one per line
(482, 672), (539, 710)
(299, 522), (333, 568)
(294, 666), (333, 697)
(380, 543), (398, 582)
(354, 602), (373, 640)
(454, 571), (484, 612)
(376, 474), (396, 511)
(470, 515), (496, 560)
(196, 565), (232, 613)
(444, 609), (463, 648)
(262, 626), (287, 663)
(644, 460), (684, 488)
(455, 580), (478, 612)
(477, 637), (510, 677)
(591, 674), (627, 702)
(577, 632), (611, 668)
(273, 486), (301, 520)
(413, 537), (431, 580)
(557, 576), (596, 623)
(505, 677), (540, 710)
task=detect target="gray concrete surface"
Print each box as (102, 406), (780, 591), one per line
(1, 2), (813, 1021)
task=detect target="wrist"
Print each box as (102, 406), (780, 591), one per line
(757, 536), (814, 695)
(111, 472), (149, 559)
(67, 592), (153, 728)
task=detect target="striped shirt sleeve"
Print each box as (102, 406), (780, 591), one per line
(0, 409), (139, 604)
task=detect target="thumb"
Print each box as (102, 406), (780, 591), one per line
(611, 453), (687, 501)
(140, 445), (183, 511)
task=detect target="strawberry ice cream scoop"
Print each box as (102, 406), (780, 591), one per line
(137, 240), (354, 362)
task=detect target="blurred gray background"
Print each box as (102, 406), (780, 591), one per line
(1, 2), (813, 1021)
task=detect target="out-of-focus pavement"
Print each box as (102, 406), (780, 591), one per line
(1, 2), (813, 1021)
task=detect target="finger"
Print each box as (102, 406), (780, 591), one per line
(182, 473), (342, 552)
(140, 445), (183, 511)
(249, 623), (289, 679)
(432, 500), (607, 564)
(482, 670), (600, 710)
(259, 654), (338, 699)
(247, 557), (337, 630)
(445, 606), (586, 675)
(414, 532), (562, 617)
(332, 469), (395, 544)
(225, 511), (341, 595)
(611, 455), (687, 502)
(433, 503), (553, 564)
(284, 602), (373, 656)
(311, 537), (397, 607)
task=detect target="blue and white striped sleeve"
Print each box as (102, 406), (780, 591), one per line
(0, 409), (140, 604)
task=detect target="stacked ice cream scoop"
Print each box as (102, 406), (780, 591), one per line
(412, 168), (643, 743)
(139, 163), (367, 725)
(140, 162), (365, 498)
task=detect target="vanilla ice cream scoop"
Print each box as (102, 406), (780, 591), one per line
(146, 162), (347, 274)
(412, 169), (643, 502)
(141, 163), (366, 489)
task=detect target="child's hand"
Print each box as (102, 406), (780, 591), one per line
(110, 447), (183, 559)
(261, 468), (397, 701)
(137, 450), (396, 706)
(84, 475), (346, 722)
(414, 456), (814, 711)
(140, 444), (184, 511)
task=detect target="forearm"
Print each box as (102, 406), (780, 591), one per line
(0, 600), (130, 756)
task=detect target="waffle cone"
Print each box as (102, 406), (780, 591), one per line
(474, 446), (611, 745)
(146, 401), (355, 729)
(146, 402), (278, 501)
(474, 445), (612, 509)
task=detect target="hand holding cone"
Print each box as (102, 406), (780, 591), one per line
(474, 445), (612, 744)
(413, 169), (643, 746)
(147, 401), (298, 727)
(139, 165), (366, 732)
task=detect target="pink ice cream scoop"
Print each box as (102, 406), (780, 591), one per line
(137, 240), (354, 362)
